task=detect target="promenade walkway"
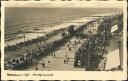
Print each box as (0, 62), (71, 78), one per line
(105, 49), (120, 70)
(27, 38), (85, 71)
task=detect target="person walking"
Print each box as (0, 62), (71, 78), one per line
(35, 66), (38, 71)
(67, 57), (70, 64)
(69, 47), (71, 51)
(53, 53), (55, 58)
(42, 63), (45, 68)
(48, 60), (50, 64)
(64, 59), (66, 64)
(67, 44), (69, 47)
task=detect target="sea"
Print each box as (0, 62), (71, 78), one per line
(5, 7), (122, 40)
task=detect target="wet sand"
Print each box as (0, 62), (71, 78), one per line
(5, 16), (97, 47)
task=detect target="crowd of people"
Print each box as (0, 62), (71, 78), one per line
(4, 14), (123, 70)
(5, 25), (76, 70)
(74, 14), (121, 71)
(5, 27), (66, 51)
(5, 35), (69, 70)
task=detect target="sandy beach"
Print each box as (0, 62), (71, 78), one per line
(5, 16), (100, 47)
(5, 13), (116, 47)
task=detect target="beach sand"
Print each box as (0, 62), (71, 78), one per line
(5, 16), (103, 47)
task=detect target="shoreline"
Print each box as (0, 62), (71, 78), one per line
(5, 13), (114, 47)
(4, 16), (96, 47)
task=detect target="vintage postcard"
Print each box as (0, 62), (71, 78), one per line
(1, 0), (127, 80)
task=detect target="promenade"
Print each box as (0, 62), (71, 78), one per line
(27, 37), (85, 71)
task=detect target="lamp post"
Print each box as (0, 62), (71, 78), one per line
(118, 40), (123, 70)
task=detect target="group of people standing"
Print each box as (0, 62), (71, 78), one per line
(5, 25), (78, 70)
(74, 15), (120, 71)
(5, 27), (66, 51)
(5, 27), (68, 70)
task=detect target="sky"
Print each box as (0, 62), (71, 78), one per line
(4, 1), (125, 8)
